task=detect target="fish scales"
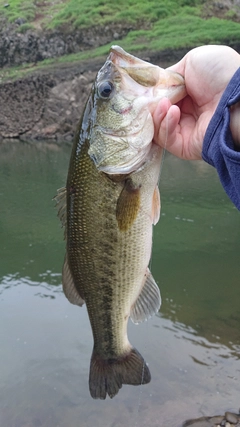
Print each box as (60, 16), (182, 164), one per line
(55, 45), (186, 400)
(67, 134), (159, 357)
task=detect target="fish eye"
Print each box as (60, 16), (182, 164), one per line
(98, 81), (114, 99)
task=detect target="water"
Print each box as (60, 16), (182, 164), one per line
(0, 140), (239, 427)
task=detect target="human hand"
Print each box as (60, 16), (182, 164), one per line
(153, 45), (240, 159)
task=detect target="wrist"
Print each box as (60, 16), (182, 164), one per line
(230, 101), (240, 149)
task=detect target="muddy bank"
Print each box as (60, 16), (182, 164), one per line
(0, 61), (98, 142)
(0, 50), (189, 142)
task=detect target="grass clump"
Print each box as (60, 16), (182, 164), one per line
(18, 22), (34, 32)
(48, 0), (188, 29)
(0, 0), (36, 23)
(119, 14), (240, 51)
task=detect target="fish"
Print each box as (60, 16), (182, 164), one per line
(55, 45), (186, 400)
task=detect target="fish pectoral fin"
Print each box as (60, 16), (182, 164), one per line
(53, 187), (67, 239)
(62, 254), (85, 307)
(152, 185), (161, 225)
(116, 178), (141, 232)
(130, 268), (161, 324)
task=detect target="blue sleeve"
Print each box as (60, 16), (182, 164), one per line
(202, 67), (240, 210)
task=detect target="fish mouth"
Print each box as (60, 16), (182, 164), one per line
(109, 45), (186, 103)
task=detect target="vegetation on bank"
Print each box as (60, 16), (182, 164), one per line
(1, 0), (201, 29)
(0, 0), (240, 80)
(1, 0), (240, 40)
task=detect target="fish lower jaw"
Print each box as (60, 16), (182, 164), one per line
(95, 144), (152, 175)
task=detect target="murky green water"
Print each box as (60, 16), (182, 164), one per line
(0, 140), (239, 427)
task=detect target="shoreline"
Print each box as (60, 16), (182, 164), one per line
(0, 47), (189, 142)
(1, 41), (240, 142)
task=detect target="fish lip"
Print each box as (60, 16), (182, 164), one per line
(110, 45), (138, 66)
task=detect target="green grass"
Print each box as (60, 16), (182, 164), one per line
(1, 0), (239, 47)
(0, 0), (203, 28)
(48, 0), (178, 28)
(0, 0), (240, 82)
(125, 15), (240, 50)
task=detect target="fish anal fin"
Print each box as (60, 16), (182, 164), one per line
(89, 347), (151, 399)
(62, 254), (85, 307)
(130, 268), (161, 324)
(152, 185), (161, 225)
(116, 178), (141, 232)
(54, 187), (67, 239)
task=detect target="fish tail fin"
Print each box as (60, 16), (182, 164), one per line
(89, 347), (151, 399)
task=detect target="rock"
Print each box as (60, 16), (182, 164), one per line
(15, 17), (27, 25)
(225, 412), (239, 424)
(182, 415), (224, 427)
(201, 0), (240, 21)
(182, 412), (240, 427)
(0, 75), (48, 137)
(0, 18), (134, 68)
(41, 124), (59, 136)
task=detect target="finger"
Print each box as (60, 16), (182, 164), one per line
(154, 104), (181, 150)
(153, 98), (172, 142)
(153, 97), (171, 121)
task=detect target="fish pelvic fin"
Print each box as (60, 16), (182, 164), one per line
(89, 347), (151, 399)
(62, 254), (85, 307)
(54, 187), (67, 239)
(130, 268), (161, 324)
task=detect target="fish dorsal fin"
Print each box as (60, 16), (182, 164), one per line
(130, 268), (161, 324)
(152, 185), (161, 225)
(54, 187), (67, 239)
(62, 254), (85, 307)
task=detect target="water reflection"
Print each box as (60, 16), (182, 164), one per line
(1, 279), (240, 427)
(0, 141), (240, 426)
(0, 272), (62, 293)
(162, 319), (240, 361)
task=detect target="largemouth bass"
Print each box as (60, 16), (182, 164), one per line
(55, 46), (186, 400)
